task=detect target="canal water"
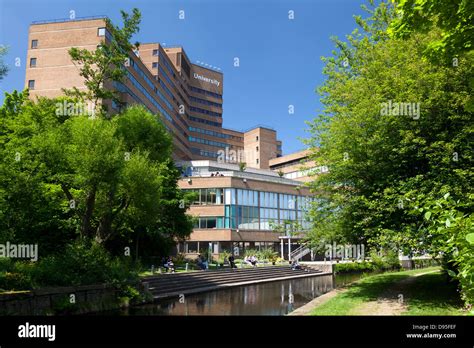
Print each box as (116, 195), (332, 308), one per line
(112, 273), (364, 316)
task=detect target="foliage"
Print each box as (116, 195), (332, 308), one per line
(335, 254), (401, 274)
(64, 9), (141, 117)
(0, 95), (193, 256)
(389, 0), (474, 59)
(305, 1), (472, 305)
(417, 194), (474, 308)
(30, 241), (139, 287)
(0, 45), (8, 81)
(0, 242), (140, 291)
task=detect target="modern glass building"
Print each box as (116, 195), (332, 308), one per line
(177, 161), (315, 258)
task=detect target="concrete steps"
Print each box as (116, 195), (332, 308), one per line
(141, 266), (329, 300)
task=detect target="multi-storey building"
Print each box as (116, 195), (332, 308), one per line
(177, 160), (314, 259)
(24, 16), (282, 168)
(24, 15), (318, 258)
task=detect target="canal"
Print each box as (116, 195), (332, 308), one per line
(110, 272), (364, 316)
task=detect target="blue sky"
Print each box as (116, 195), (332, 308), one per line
(0, 0), (368, 155)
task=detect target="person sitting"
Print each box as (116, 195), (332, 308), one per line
(162, 256), (172, 273)
(250, 255), (258, 267)
(168, 258), (175, 273)
(196, 254), (206, 270)
(291, 260), (302, 270)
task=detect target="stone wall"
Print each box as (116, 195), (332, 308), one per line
(0, 284), (121, 315)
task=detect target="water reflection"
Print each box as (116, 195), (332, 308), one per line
(119, 274), (339, 316)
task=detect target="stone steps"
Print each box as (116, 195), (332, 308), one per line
(141, 266), (328, 300)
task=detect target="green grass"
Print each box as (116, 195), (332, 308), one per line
(402, 271), (465, 315)
(311, 267), (466, 316)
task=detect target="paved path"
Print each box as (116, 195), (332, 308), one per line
(290, 269), (440, 316)
(350, 270), (440, 315)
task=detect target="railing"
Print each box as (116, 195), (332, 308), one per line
(32, 15), (107, 25)
(290, 244), (312, 261)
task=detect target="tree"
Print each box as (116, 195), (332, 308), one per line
(0, 94), (193, 258)
(389, 0), (474, 59)
(64, 9), (141, 117)
(0, 45), (8, 81)
(305, 1), (473, 303)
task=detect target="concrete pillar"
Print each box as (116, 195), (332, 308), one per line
(288, 238), (292, 261)
(280, 239), (284, 260)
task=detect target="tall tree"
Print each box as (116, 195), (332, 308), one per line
(64, 9), (141, 117)
(0, 45), (8, 81)
(305, 1), (473, 303)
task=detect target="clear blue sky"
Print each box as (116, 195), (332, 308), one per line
(0, 0), (368, 155)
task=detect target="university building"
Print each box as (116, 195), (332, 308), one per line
(24, 15), (318, 258)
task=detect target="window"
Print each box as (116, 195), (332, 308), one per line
(256, 146), (259, 152)
(31, 40), (38, 49)
(256, 136), (259, 141)
(30, 58), (37, 67)
(28, 80), (35, 90)
(152, 49), (158, 56)
(256, 159), (259, 164)
(152, 62), (158, 68)
(98, 28), (106, 36)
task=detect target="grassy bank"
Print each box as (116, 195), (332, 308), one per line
(311, 267), (468, 316)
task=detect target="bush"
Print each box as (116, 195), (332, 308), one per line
(23, 241), (140, 289)
(335, 252), (402, 274)
(0, 260), (35, 291)
(335, 261), (374, 274)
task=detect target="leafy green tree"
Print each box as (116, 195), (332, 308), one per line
(0, 95), (193, 258)
(305, 1), (473, 303)
(389, 0), (474, 59)
(0, 45), (8, 81)
(64, 9), (141, 117)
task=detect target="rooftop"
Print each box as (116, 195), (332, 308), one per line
(178, 160), (306, 186)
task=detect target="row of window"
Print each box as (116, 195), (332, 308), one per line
(188, 116), (221, 127)
(158, 65), (175, 90)
(185, 188), (314, 211)
(189, 106), (222, 118)
(188, 188), (224, 205)
(114, 81), (190, 148)
(159, 79), (174, 100)
(189, 85), (222, 100)
(189, 136), (227, 148)
(189, 96), (222, 108)
(190, 147), (220, 158)
(127, 57), (176, 112)
(159, 52), (176, 78)
(194, 216), (224, 229)
(189, 126), (231, 139)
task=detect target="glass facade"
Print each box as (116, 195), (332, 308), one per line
(184, 187), (314, 231)
(194, 216), (224, 229)
(188, 188), (224, 205)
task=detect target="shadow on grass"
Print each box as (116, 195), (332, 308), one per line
(403, 272), (464, 315)
(336, 273), (409, 302)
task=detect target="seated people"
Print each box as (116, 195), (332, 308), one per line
(291, 260), (302, 270)
(250, 255), (258, 267)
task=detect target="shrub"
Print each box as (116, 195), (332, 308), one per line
(31, 241), (139, 288)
